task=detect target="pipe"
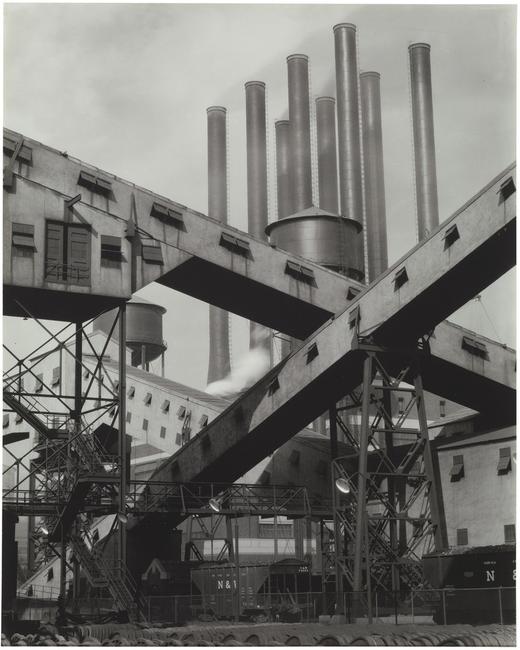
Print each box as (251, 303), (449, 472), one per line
(409, 43), (439, 240)
(334, 23), (364, 275)
(207, 106), (231, 383)
(275, 120), (292, 219)
(246, 82), (271, 357)
(360, 72), (388, 282)
(287, 54), (313, 212)
(316, 97), (339, 214)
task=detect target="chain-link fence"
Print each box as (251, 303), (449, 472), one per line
(143, 587), (516, 626)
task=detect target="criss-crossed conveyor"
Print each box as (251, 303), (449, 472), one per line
(137, 163), (516, 530)
(3, 129), (516, 533)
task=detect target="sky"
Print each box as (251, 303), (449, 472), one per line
(3, 3), (516, 391)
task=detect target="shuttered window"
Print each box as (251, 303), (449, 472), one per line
(12, 223), (36, 257)
(45, 222), (90, 286)
(35, 374), (44, 393)
(497, 447), (512, 475)
(450, 455), (464, 482)
(456, 528), (468, 546)
(51, 367), (60, 387)
(101, 235), (123, 267)
(504, 524), (515, 544)
(141, 238), (164, 264)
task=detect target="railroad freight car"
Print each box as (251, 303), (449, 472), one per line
(422, 545), (516, 623)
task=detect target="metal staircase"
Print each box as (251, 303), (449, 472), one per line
(70, 531), (146, 622)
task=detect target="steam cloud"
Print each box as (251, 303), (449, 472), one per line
(206, 331), (271, 398)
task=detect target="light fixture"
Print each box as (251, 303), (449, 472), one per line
(117, 512), (128, 525)
(39, 525), (49, 536)
(208, 497), (222, 513)
(335, 477), (351, 494)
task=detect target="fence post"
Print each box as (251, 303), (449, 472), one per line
(147, 597), (151, 623)
(442, 589), (447, 626)
(411, 590), (414, 624)
(375, 590), (378, 620)
(174, 595), (178, 625)
(498, 587), (503, 625)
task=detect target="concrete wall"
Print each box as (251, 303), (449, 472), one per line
(437, 433), (516, 548)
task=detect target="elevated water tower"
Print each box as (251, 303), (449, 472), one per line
(93, 296), (167, 373)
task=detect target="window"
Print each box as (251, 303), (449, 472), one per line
(289, 450), (300, 466)
(504, 524), (515, 544)
(3, 414), (9, 428)
(456, 528), (468, 546)
(285, 260), (315, 285)
(51, 367), (60, 387)
(398, 397), (404, 415)
(151, 202), (184, 227)
(35, 374), (43, 393)
(175, 433), (182, 446)
(144, 392), (152, 406)
(77, 170), (112, 195)
(126, 411), (132, 423)
(3, 135), (32, 164)
(220, 232), (251, 257)
(461, 336), (489, 360)
(443, 224), (460, 249)
(306, 343), (319, 364)
(267, 377), (280, 396)
(142, 418), (148, 431)
(45, 222), (91, 286)
(12, 223), (36, 257)
(161, 400), (170, 413)
(440, 400), (446, 418)
(128, 386), (135, 399)
(497, 447), (512, 475)
(258, 517), (293, 538)
(141, 238), (164, 264)
(47, 568), (54, 582)
(177, 405), (186, 419)
(393, 267), (409, 290)
(199, 414), (209, 428)
(100, 235), (123, 267)
(450, 454), (464, 482)
(160, 426), (166, 439)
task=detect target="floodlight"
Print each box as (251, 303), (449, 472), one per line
(335, 477), (351, 494)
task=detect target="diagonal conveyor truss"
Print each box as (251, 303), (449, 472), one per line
(139, 163), (515, 529)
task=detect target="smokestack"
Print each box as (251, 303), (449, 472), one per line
(360, 72), (388, 281)
(245, 81), (271, 356)
(409, 43), (439, 240)
(207, 106), (231, 384)
(275, 120), (292, 219)
(287, 54), (313, 212)
(334, 23), (364, 278)
(246, 82), (268, 239)
(316, 97), (339, 214)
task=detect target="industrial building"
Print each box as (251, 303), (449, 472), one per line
(2, 8), (515, 637)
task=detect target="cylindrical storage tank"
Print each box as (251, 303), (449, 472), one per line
(93, 297), (166, 367)
(360, 72), (388, 282)
(334, 23), (364, 279)
(245, 81), (271, 357)
(409, 43), (439, 241)
(207, 106), (231, 383)
(316, 97), (339, 214)
(266, 207), (362, 278)
(275, 119), (292, 219)
(287, 54), (313, 212)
